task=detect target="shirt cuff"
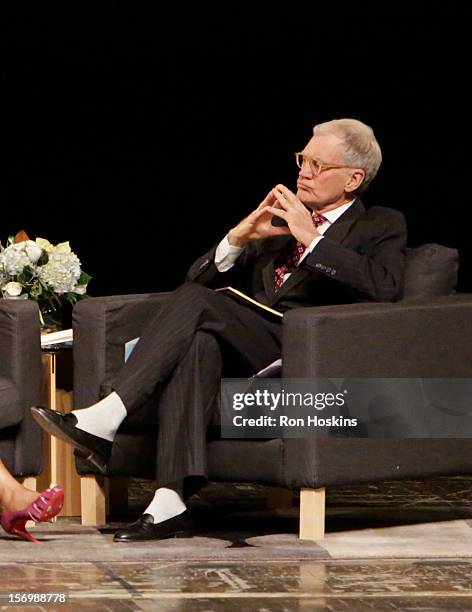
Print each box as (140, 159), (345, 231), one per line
(215, 235), (245, 272)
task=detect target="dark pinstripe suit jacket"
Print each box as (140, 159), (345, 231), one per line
(187, 199), (407, 314)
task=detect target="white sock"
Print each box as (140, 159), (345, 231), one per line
(144, 487), (187, 524)
(72, 392), (127, 442)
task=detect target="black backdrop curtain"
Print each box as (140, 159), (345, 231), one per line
(3, 3), (470, 295)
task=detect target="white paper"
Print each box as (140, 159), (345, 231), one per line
(41, 328), (73, 347)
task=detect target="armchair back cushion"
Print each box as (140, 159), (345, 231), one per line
(403, 243), (459, 299)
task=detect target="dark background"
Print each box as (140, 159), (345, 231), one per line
(3, 3), (471, 295)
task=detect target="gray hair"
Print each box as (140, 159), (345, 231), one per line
(313, 118), (382, 193)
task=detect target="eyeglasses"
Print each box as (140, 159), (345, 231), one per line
(295, 152), (359, 177)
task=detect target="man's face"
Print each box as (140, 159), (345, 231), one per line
(296, 132), (355, 210)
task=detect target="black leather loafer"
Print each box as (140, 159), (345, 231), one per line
(113, 510), (194, 542)
(31, 406), (112, 474)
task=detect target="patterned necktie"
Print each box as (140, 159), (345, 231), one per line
(274, 212), (327, 291)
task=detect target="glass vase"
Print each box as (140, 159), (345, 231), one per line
(39, 300), (72, 332)
(40, 303), (63, 333)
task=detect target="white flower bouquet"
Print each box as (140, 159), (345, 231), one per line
(0, 230), (91, 328)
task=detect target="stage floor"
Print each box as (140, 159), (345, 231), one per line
(1, 478), (472, 610)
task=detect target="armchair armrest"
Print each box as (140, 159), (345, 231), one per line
(281, 295), (472, 489)
(282, 295), (472, 378)
(0, 299), (42, 410)
(0, 299), (42, 474)
(73, 293), (171, 408)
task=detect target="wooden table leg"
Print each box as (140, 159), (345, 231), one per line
(37, 353), (81, 517)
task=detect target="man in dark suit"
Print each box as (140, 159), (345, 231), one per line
(32, 118), (407, 542)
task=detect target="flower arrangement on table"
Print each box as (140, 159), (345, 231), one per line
(0, 230), (91, 329)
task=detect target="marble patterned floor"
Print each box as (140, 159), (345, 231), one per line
(1, 560), (472, 610)
(2, 477), (472, 610)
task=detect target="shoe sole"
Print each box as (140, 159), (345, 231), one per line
(114, 529), (194, 542)
(31, 408), (108, 474)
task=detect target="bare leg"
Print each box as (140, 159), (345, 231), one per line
(0, 459), (39, 513)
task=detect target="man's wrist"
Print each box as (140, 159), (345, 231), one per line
(228, 230), (249, 248)
(300, 229), (321, 248)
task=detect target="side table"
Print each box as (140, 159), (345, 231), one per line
(36, 347), (81, 516)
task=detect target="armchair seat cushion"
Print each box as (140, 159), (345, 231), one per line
(0, 376), (22, 429)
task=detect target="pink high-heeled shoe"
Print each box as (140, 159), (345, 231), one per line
(0, 484), (64, 542)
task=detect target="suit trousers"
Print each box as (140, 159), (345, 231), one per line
(112, 282), (282, 487)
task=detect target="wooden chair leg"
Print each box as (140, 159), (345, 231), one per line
(299, 487), (325, 541)
(267, 486), (293, 509)
(81, 476), (106, 526)
(105, 477), (129, 518)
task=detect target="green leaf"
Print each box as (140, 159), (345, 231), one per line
(37, 250), (49, 266)
(78, 271), (92, 285)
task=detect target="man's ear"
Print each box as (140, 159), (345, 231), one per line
(345, 169), (365, 193)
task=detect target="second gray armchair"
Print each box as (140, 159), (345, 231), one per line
(71, 243), (472, 539)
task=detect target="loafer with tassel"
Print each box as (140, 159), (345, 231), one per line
(31, 406), (112, 474)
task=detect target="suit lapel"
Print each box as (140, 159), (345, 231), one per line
(321, 199), (365, 244)
(269, 199), (366, 304)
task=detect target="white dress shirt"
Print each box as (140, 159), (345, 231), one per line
(215, 200), (355, 283)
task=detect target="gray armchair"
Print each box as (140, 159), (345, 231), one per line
(73, 243), (472, 538)
(0, 299), (42, 478)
